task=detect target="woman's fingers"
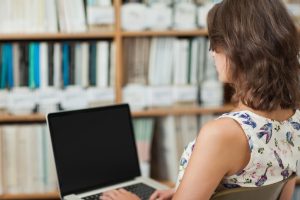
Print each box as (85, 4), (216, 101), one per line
(101, 189), (122, 199)
(99, 189), (140, 200)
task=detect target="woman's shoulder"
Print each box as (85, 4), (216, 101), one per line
(199, 117), (245, 141)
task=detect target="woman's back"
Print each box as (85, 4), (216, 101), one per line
(219, 110), (300, 188)
(176, 109), (300, 190)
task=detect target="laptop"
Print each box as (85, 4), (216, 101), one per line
(46, 104), (169, 200)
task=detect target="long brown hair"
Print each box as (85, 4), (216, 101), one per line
(207, 0), (300, 111)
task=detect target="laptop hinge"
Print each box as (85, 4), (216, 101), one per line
(64, 194), (82, 200)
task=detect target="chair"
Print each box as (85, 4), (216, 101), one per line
(210, 174), (296, 200)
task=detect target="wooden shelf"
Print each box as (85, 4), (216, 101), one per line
(0, 114), (46, 123)
(132, 104), (234, 117)
(0, 192), (59, 199)
(122, 29), (208, 37)
(0, 105), (233, 123)
(0, 32), (115, 41)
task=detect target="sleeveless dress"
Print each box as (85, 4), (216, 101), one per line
(175, 110), (300, 189)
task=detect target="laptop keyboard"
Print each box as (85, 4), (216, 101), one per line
(82, 183), (156, 200)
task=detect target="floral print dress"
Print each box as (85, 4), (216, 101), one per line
(175, 110), (300, 189)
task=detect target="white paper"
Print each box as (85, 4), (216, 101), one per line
(121, 3), (148, 31)
(146, 86), (173, 107)
(172, 85), (197, 103)
(60, 86), (88, 110)
(123, 84), (147, 110)
(87, 6), (114, 25)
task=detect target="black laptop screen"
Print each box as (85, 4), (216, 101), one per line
(47, 104), (141, 197)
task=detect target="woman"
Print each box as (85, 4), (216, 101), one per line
(100, 0), (300, 199)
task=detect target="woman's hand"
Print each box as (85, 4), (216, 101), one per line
(99, 189), (140, 200)
(149, 189), (175, 200)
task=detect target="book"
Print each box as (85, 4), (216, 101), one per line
(29, 43), (35, 88)
(81, 42), (90, 88)
(53, 43), (62, 89)
(62, 43), (70, 87)
(48, 43), (55, 86)
(2, 124), (58, 194)
(89, 42), (97, 86)
(96, 41), (110, 87)
(86, 0), (114, 32)
(45, 0), (58, 33)
(1, 45), (8, 89)
(13, 43), (20, 87)
(159, 116), (179, 182)
(34, 43), (40, 88)
(69, 42), (76, 85)
(75, 43), (82, 86)
(19, 43), (29, 87)
(2, 126), (18, 194)
(58, 0), (87, 32)
(42, 126), (57, 192)
(39, 42), (49, 89)
(7, 44), (14, 89)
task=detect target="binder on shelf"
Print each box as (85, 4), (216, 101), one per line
(7, 44), (14, 89)
(86, 87), (115, 107)
(172, 85), (198, 104)
(89, 42), (97, 86)
(2, 126), (18, 194)
(133, 118), (155, 177)
(86, 0), (114, 31)
(42, 126), (57, 192)
(96, 41), (110, 88)
(46, 0), (59, 33)
(29, 43), (35, 89)
(34, 43), (41, 88)
(123, 84), (148, 110)
(147, 86), (173, 107)
(1, 45), (8, 89)
(69, 42), (76, 86)
(146, 3), (172, 30)
(81, 42), (90, 88)
(1, 124), (58, 194)
(62, 43), (70, 87)
(36, 88), (61, 114)
(60, 86), (88, 110)
(57, 0), (87, 33)
(19, 43), (29, 87)
(0, 90), (8, 112)
(53, 43), (62, 89)
(13, 43), (20, 88)
(121, 3), (148, 31)
(48, 43), (55, 87)
(173, 2), (197, 30)
(7, 87), (36, 115)
(39, 42), (49, 89)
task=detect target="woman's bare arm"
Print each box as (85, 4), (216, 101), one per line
(173, 118), (250, 200)
(279, 177), (296, 200)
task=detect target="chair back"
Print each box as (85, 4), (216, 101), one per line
(211, 174), (296, 200)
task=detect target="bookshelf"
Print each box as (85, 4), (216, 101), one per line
(0, 0), (299, 199)
(121, 29), (208, 37)
(0, 104), (234, 124)
(0, 32), (115, 41)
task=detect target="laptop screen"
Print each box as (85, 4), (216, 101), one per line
(47, 104), (141, 197)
